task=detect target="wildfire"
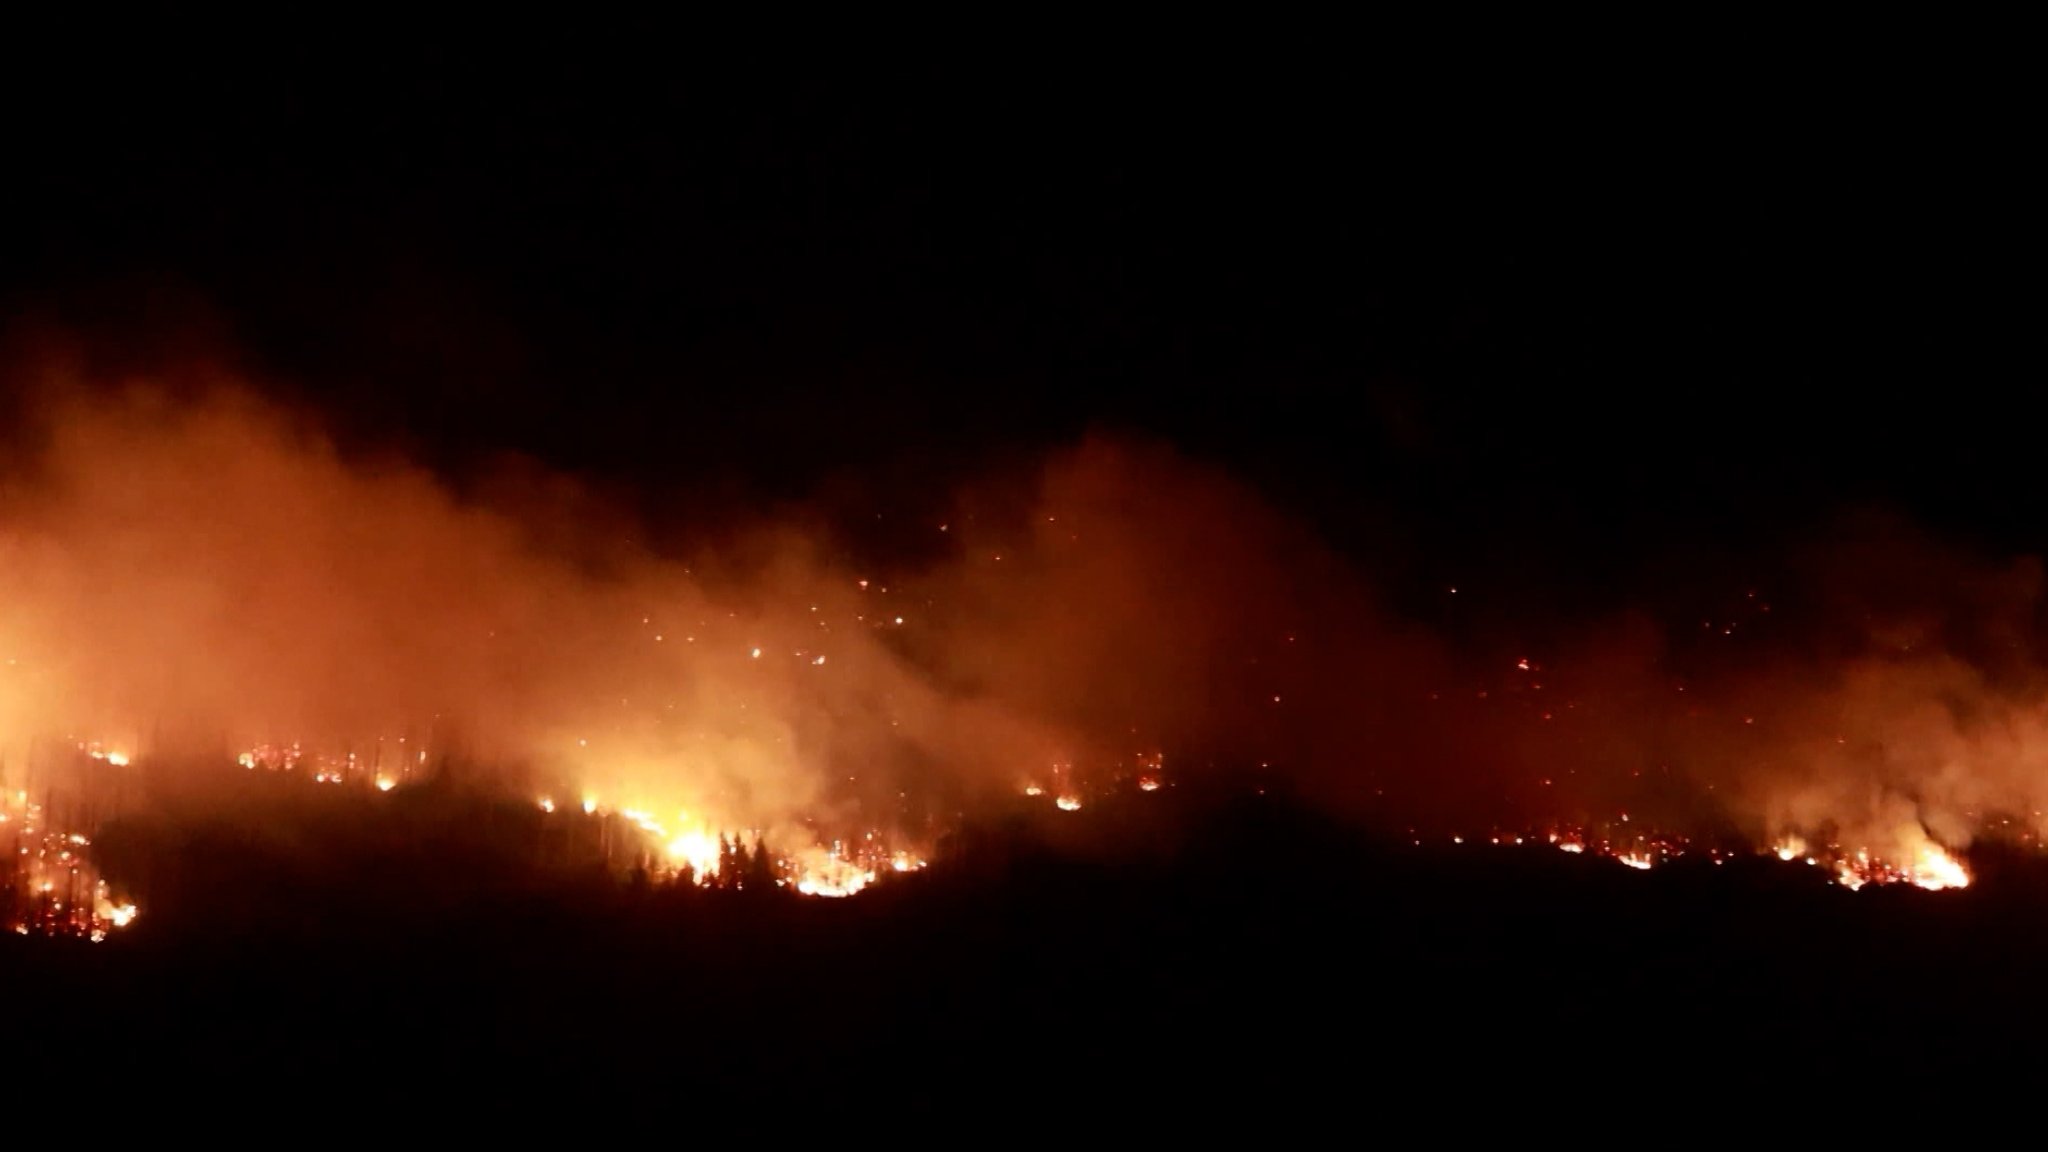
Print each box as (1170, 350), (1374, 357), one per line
(1444, 817), (1975, 893)
(4, 713), (1997, 948)
(1912, 842), (1971, 890)
(2, 786), (141, 942)
(795, 864), (870, 898)
(546, 795), (924, 896)
(665, 829), (722, 879)
(788, 839), (921, 897)
(1831, 841), (1971, 892)
(1022, 752), (1167, 808)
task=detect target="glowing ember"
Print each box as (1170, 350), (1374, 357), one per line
(1137, 776), (1161, 792)
(2, 788), (140, 941)
(1055, 795), (1083, 811)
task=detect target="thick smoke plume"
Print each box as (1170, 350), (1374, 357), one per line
(0, 366), (1431, 853)
(5, 356), (2048, 876)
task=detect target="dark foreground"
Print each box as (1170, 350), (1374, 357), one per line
(7, 793), (2041, 1116)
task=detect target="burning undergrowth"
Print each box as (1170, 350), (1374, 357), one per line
(6, 353), (2048, 931)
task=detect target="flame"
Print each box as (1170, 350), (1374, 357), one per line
(1434, 815), (1978, 895)
(1055, 795), (1083, 811)
(792, 846), (875, 897)
(665, 829), (722, 880)
(1909, 842), (1970, 891)
(3, 788), (140, 941)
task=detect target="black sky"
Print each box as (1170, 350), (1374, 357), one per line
(1, 46), (2036, 610)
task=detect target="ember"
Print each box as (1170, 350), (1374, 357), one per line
(2, 784), (138, 941)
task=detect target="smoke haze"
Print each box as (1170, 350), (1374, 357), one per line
(5, 349), (2048, 872)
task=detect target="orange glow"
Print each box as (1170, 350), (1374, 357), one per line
(1437, 818), (1973, 894)
(2, 787), (139, 940)
(665, 829), (722, 880)
(1911, 843), (1971, 890)
(0, 372), (2034, 938)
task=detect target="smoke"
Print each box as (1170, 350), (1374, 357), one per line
(6, 352), (2048, 876)
(0, 363), (1430, 855)
(1408, 510), (2048, 866)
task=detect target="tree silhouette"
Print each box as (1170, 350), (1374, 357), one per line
(747, 834), (776, 892)
(729, 836), (754, 890)
(716, 835), (743, 891)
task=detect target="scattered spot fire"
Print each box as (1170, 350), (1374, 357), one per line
(3, 787), (138, 942)
(1021, 750), (1173, 812)
(1423, 818), (1974, 892)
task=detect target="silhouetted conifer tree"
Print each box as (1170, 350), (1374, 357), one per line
(718, 835), (743, 890)
(732, 840), (753, 889)
(747, 834), (776, 892)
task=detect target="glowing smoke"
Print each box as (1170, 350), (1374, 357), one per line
(4, 358), (2047, 880)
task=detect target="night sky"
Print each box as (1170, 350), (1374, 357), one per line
(2, 47), (2034, 608)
